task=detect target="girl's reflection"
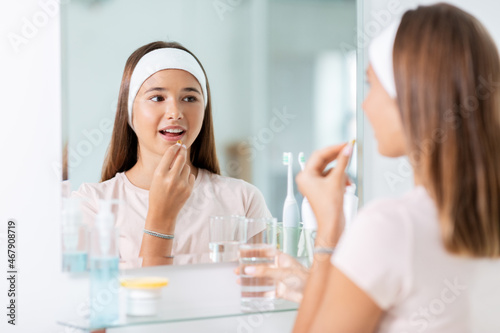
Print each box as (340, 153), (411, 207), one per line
(72, 41), (271, 267)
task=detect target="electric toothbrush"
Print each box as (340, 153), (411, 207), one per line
(298, 152), (317, 264)
(282, 152), (300, 257)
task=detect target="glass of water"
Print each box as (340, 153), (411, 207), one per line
(239, 217), (278, 311)
(209, 215), (245, 263)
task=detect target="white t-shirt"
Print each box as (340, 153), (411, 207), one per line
(332, 186), (500, 333)
(72, 169), (271, 264)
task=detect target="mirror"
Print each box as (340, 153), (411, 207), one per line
(61, 0), (358, 267)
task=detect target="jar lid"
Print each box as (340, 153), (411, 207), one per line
(120, 277), (169, 289)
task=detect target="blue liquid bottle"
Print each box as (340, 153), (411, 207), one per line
(89, 200), (120, 328)
(61, 198), (88, 273)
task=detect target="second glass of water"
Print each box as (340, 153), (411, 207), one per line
(239, 217), (278, 311)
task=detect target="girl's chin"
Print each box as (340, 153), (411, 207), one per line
(377, 143), (405, 158)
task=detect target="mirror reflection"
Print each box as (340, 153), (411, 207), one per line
(61, 0), (357, 268)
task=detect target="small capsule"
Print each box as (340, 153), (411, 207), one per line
(177, 140), (182, 144)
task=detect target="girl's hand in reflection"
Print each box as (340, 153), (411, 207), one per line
(295, 142), (353, 247)
(147, 143), (195, 234)
(235, 251), (309, 303)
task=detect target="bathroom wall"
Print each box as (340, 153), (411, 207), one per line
(0, 1), (62, 332)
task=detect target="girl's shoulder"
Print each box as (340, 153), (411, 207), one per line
(347, 186), (439, 258)
(198, 169), (270, 216)
(358, 186), (435, 225)
(71, 172), (129, 200)
(199, 169), (261, 194)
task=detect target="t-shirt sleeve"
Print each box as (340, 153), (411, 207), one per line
(240, 182), (272, 240)
(331, 200), (413, 310)
(70, 183), (99, 229)
(243, 183), (272, 219)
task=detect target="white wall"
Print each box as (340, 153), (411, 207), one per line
(0, 0), (62, 332)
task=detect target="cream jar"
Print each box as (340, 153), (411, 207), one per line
(120, 277), (169, 317)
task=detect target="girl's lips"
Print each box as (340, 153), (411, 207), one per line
(159, 131), (186, 142)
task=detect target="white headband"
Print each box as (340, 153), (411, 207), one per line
(368, 20), (401, 98)
(127, 48), (208, 130)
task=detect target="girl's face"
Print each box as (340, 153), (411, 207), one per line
(362, 64), (406, 157)
(132, 69), (205, 158)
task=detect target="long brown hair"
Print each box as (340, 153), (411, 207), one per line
(393, 3), (500, 257)
(101, 41), (220, 181)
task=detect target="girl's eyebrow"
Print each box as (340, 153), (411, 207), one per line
(183, 87), (201, 95)
(144, 87), (166, 94)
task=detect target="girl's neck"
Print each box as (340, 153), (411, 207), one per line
(125, 149), (198, 191)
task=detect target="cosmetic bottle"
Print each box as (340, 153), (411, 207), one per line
(300, 195), (317, 265)
(61, 198), (88, 272)
(343, 184), (359, 230)
(89, 199), (120, 327)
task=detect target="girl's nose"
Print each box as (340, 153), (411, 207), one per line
(165, 100), (182, 120)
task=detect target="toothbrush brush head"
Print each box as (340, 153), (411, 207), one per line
(283, 152), (291, 165)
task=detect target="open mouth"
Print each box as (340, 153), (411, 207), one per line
(159, 128), (186, 141)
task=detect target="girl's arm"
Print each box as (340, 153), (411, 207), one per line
(139, 143), (195, 264)
(307, 265), (382, 333)
(295, 251), (382, 333)
(293, 251), (335, 332)
(293, 142), (383, 332)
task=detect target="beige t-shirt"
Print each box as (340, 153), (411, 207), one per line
(72, 169), (271, 263)
(332, 186), (500, 332)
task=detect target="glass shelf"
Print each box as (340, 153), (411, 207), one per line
(57, 298), (298, 331)
(57, 258), (302, 331)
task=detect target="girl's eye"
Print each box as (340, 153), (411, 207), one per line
(151, 95), (165, 102)
(183, 96), (197, 102)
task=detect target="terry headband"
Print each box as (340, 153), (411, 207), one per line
(368, 20), (400, 98)
(127, 48), (208, 130)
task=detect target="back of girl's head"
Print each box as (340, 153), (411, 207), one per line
(101, 41), (220, 182)
(393, 3), (500, 257)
